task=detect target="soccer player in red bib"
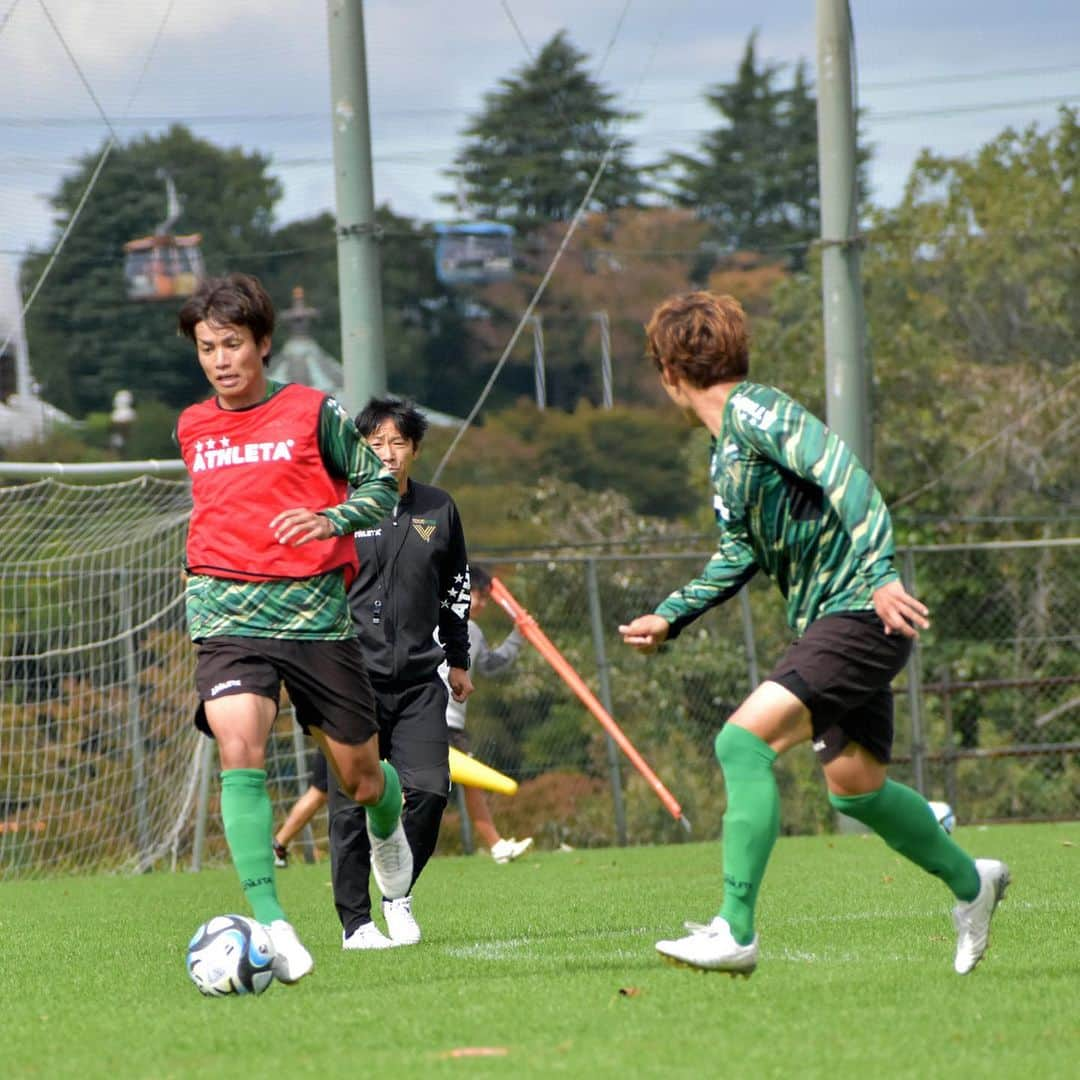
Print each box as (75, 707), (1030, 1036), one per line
(620, 291), (1008, 977)
(176, 273), (412, 984)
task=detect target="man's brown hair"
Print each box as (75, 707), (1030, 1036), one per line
(177, 272), (276, 347)
(644, 291), (749, 389)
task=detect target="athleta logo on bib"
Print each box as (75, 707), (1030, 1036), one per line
(190, 436), (295, 472)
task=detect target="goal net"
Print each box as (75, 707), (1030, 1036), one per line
(0, 476), (321, 881)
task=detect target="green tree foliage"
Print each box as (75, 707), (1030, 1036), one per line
(21, 125), (280, 417)
(444, 31), (642, 232)
(874, 107), (1080, 375)
(662, 34), (868, 266)
(245, 211), (342, 362)
(422, 400), (708, 554)
(525, 401), (702, 518)
(749, 110), (1078, 530)
(863, 109), (1079, 524)
(459, 209), (714, 414)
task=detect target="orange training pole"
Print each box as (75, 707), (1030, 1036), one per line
(489, 577), (690, 832)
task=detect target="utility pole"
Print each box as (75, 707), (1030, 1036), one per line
(815, 0), (872, 467)
(327, 0), (385, 413)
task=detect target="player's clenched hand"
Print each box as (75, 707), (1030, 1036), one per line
(270, 508), (335, 546)
(449, 666), (474, 703)
(618, 614), (671, 654)
(873, 580), (930, 639)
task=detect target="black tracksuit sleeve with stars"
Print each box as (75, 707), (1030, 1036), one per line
(436, 507), (471, 672)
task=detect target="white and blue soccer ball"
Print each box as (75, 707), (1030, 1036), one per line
(927, 800), (956, 834)
(186, 915), (276, 997)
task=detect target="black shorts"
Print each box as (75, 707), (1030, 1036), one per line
(447, 727), (470, 754)
(767, 611), (912, 765)
(193, 635), (378, 746)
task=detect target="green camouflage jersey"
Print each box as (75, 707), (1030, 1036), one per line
(184, 382), (397, 641)
(655, 381), (899, 638)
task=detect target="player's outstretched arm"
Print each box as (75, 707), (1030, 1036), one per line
(619, 614), (671, 654)
(873, 580), (930, 639)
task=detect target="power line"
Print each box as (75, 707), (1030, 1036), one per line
(9, 218), (1080, 267)
(595, 0), (632, 80)
(3, 63), (1078, 129)
(5, 89), (1076, 130)
(5, 0), (177, 355)
(37, 0), (117, 141)
(431, 2), (661, 483)
(0, 0), (22, 38)
(2, 0), (120, 356)
(871, 93), (1080, 123)
(498, 0), (533, 62)
(861, 62), (1080, 92)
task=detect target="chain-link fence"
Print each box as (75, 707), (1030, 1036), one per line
(242, 537), (1077, 866)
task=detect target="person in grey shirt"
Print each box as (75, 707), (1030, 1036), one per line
(440, 566), (533, 864)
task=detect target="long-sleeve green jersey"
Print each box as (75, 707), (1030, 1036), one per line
(655, 381), (899, 639)
(183, 383), (397, 641)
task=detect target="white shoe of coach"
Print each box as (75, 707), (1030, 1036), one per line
(342, 921), (397, 950)
(383, 895), (422, 945)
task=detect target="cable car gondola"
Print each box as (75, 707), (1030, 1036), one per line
(123, 233), (205, 301)
(123, 172), (205, 302)
(434, 221), (514, 287)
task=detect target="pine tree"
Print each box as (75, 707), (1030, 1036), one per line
(444, 31), (642, 232)
(663, 34), (868, 266)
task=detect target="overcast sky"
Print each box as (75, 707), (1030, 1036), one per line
(1, 0), (1078, 260)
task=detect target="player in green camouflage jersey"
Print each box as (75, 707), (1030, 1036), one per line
(176, 273), (413, 986)
(653, 380), (899, 638)
(620, 291), (1009, 978)
(184, 387), (393, 641)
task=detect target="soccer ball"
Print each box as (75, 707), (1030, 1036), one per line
(186, 915), (276, 997)
(927, 800), (956, 834)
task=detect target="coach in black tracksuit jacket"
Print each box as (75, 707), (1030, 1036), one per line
(327, 397), (472, 945)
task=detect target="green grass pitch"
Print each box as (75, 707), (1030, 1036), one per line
(2, 823), (1077, 1078)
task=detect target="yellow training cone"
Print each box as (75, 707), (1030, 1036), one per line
(449, 746), (518, 795)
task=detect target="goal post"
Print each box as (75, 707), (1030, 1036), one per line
(0, 475), (325, 880)
(0, 476), (198, 877)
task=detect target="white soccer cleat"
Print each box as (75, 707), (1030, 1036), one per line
(367, 819), (414, 900)
(382, 895), (422, 945)
(952, 858), (1010, 974)
(655, 916), (758, 976)
(342, 920), (397, 951)
(265, 919), (314, 984)
(491, 836), (534, 864)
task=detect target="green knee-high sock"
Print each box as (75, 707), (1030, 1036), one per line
(829, 780), (980, 901)
(714, 724), (780, 945)
(220, 768), (285, 925)
(365, 760), (403, 839)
